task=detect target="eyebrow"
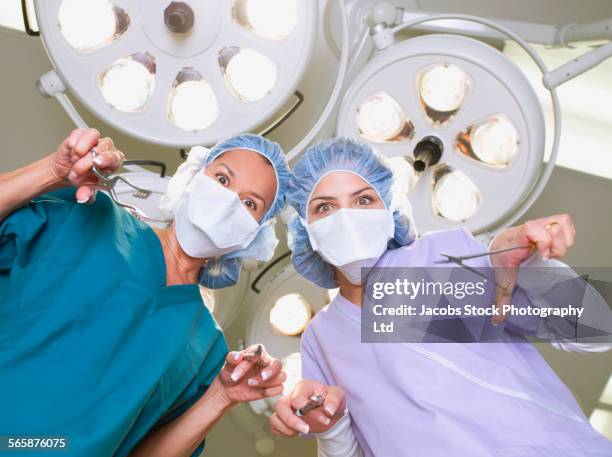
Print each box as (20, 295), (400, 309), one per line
(217, 163), (235, 178)
(250, 191), (266, 208)
(350, 186), (375, 197)
(309, 186), (375, 204)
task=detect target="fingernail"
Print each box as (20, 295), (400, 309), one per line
(77, 197), (89, 204)
(248, 378), (258, 386)
(261, 370), (270, 381)
(319, 416), (331, 425)
(230, 369), (243, 382)
(68, 171), (77, 182)
(324, 405), (336, 416)
(232, 352), (240, 361)
(93, 156), (103, 166)
(299, 424), (309, 434)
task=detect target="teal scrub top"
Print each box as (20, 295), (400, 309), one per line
(0, 189), (229, 456)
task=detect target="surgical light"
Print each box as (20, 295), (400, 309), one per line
(58, 0), (129, 54)
(337, 31), (547, 233)
(269, 293), (312, 336)
(98, 53), (156, 113)
(34, 0), (317, 147)
(432, 167), (482, 222)
(418, 63), (471, 124)
(356, 92), (414, 143)
(455, 114), (519, 167)
(168, 69), (219, 132)
(232, 0), (299, 41)
(219, 47), (278, 102)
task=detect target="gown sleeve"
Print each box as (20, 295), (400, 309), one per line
(0, 192), (72, 275)
(301, 329), (363, 457)
(458, 227), (612, 352)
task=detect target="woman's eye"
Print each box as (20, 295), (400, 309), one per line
(243, 199), (256, 211)
(216, 174), (229, 186)
(357, 195), (373, 206)
(317, 203), (332, 213)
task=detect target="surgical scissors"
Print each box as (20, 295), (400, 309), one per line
(90, 148), (172, 223)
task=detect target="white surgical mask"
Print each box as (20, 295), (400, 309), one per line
(303, 208), (395, 284)
(175, 173), (261, 258)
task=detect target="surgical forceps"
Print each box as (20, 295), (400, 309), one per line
(295, 394), (325, 417)
(242, 344), (266, 379)
(435, 243), (536, 291)
(90, 148), (172, 223)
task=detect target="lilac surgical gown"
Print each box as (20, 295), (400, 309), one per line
(302, 228), (612, 457)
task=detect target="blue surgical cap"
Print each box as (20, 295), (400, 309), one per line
(196, 133), (290, 289)
(287, 137), (415, 289)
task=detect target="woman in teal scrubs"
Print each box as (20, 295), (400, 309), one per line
(0, 129), (289, 456)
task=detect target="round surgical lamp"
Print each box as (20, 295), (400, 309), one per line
(33, 0), (317, 147)
(244, 263), (329, 416)
(337, 15), (562, 235)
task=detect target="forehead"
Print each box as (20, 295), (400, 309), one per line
(309, 171), (372, 201)
(210, 148), (272, 166)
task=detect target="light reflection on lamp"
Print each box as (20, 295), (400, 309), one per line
(219, 47), (278, 101)
(456, 114), (519, 166)
(432, 167), (482, 222)
(356, 92), (415, 143)
(168, 68), (219, 131)
(419, 63), (471, 125)
(59, 0), (129, 54)
(98, 52), (156, 113)
(232, 0), (299, 41)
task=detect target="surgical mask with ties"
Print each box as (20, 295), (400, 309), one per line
(174, 173), (261, 259)
(302, 208), (395, 285)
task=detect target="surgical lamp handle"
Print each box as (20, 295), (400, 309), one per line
(558, 19), (612, 46)
(543, 41), (612, 89)
(373, 14), (562, 235)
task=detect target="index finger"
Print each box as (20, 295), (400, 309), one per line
(73, 129), (100, 158)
